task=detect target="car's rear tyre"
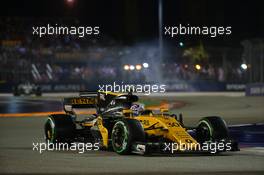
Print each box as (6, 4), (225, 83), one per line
(44, 114), (76, 143)
(111, 119), (145, 155)
(196, 116), (229, 143)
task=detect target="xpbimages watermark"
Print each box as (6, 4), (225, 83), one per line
(98, 82), (166, 95)
(163, 141), (232, 154)
(164, 24), (232, 38)
(32, 24), (100, 38)
(32, 141), (100, 154)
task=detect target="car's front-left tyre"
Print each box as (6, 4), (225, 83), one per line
(111, 119), (145, 155)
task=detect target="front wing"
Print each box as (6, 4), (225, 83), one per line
(131, 140), (239, 155)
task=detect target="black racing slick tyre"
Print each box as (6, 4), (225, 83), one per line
(44, 114), (76, 143)
(111, 119), (145, 155)
(196, 116), (229, 143)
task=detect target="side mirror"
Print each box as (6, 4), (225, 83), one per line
(64, 105), (72, 113)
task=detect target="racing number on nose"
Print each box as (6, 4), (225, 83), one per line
(140, 120), (150, 126)
(168, 122), (180, 127)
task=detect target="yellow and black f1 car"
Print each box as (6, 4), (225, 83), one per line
(44, 91), (239, 155)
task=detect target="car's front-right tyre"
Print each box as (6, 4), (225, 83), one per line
(196, 116), (229, 143)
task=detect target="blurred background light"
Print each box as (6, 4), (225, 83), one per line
(123, 65), (129, 71)
(129, 65), (135, 70)
(135, 64), (142, 70)
(241, 63), (248, 70)
(179, 42), (184, 47)
(195, 64), (201, 70)
(143, 63), (149, 68)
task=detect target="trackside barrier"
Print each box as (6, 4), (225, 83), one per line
(245, 83), (264, 96)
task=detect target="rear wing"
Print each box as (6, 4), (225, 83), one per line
(63, 91), (98, 114)
(63, 91), (138, 114)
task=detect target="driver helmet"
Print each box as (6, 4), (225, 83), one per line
(130, 103), (144, 116)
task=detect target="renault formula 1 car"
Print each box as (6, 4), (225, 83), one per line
(44, 91), (239, 155)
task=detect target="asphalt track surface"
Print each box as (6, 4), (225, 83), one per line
(0, 93), (264, 174)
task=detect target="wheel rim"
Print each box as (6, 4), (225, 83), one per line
(197, 122), (212, 142)
(112, 122), (128, 153)
(47, 129), (51, 139)
(45, 118), (55, 142)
